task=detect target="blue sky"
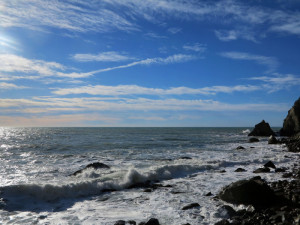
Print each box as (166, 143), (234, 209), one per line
(0, 0), (300, 127)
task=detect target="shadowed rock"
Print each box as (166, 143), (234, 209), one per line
(218, 177), (278, 206)
(182, 203), (200, 210)
(268, 135), (278, 144)
(280, 97), (300, 136)
(253, 167), (270, 173)
(248, 137), (259, 143)
(264, 161), (276, 169)
(248, 120), (275, 137)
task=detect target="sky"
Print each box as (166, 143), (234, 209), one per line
(0, 0), (300, 127)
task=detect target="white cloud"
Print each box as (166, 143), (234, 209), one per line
(1, 0), (300, 39)
(0, 54), (65, 76)
(72, 51), (134, 62)
(63, 54), (196, 77)
(214, 29), (258, 43)
(0, 53), (195, 80)
(249, 73), (300, 92)
(168, 27), (182, 34)
(220, 51), (278, 72)
(52, 84), (261, 96)
(0, 97), (288, 114)
(0, 114), (120, 127)
(0, 0), (137, 33)
(0, 82), (26, 89)
(183, 43), (206, 53)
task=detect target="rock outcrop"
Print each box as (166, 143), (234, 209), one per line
(248, 120), (275, 137)
(218, 177), (278, 206)
(280, 97), (300, 136)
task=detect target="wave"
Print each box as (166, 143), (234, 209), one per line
(0, 164), (214, 206)
(242, 129), (251, 134)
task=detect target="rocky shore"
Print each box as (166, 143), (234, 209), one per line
(214, 98), (300, 225)
(111, 98), (300, 225)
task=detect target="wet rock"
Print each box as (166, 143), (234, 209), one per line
(179, 156), (192, 160)
(214, 219), (230, 225)
(218, 177), (278, 206)
(268, 135), (278, 144)
(275, 168), (286, 173)
(114, 220), (126, 225)
(182, 203), (200, 210)
(205, 192), (213, 196)
(264, 161), (276, 169)
(248, 137), (259, 143)
(145, 218), (160, 225)
(236, 146), (245, 150)
(128, 221), (137, 225)
(253, 167), (270, 173)
(217, 205), (237, 219)
(234, 168), (246, 172)
(248, 120), (275, 137)
(71, 162), (110, 176)
(280, 97), (300, 136)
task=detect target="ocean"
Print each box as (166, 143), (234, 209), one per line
(0, 127), (296, 224)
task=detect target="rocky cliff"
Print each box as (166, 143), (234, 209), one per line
(280, 97), (300, 136)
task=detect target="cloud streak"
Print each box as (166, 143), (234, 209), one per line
(52, 84), (261, 96)
(220, 51), (278, 72)
(72, 51), (134, 62)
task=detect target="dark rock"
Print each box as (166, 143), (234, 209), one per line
(179, 156), (192, 160)
(235, 168), (246, 172)
(114, 220), (126, 225)
(182, 203), (200, 210)
(219, 170), (226, 173)
(71, 162), (110, 176)
(236, 146), (245, 150)
(282, 172), (293, 178)
(205, 192), (213, 196)
(285, 133), (300, 152)
(145, 218), (160, 225)
(128, 221), (137, 225)
(218, 177), (278, 206)
(280, 97), (300, 136)
(268, 135), (278, 144)
(217, 205), (237, 219)
(253, 167), (270, 173)
(275, 168), (286, 173)
(264, 161), (276, 169)
(248, 120), (275, 137)
(214, 219), (230, 225)
(248, 137), (259, 143)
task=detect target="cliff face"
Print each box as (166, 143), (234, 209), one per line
(280, 98), (300, 136)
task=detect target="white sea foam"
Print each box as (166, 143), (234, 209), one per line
(242, 129), (251, 134)
(0, 127), (296, 224)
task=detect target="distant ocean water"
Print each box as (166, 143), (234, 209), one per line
(0, 127), (295, 224)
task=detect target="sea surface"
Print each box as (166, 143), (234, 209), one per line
(0, 127), (297, 224)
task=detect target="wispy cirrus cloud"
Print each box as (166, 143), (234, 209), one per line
(214, 29), (258, 43)
(0, 97), (289, 114)
(72, 51), (134, 62)
(220, 51), (278, 72)
(0, 82), (26, 89)
(59, 54), (197, 78)
(0, 0), (137, 33)
(52, 84), (260, 96)
(249, 73), (300, 92)
(0, 53), (65, 76)
(183, 43), (206, 53)
(0, 53), (196, 79)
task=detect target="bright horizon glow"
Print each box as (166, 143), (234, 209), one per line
(0, 0), (299, 127)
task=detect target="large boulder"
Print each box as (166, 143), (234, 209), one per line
(248, 120), (275, 137)
(280, 97), (300, 136)
(218, 177), (278, 206)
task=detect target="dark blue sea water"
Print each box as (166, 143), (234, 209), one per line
(0, 127), (294, 224)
